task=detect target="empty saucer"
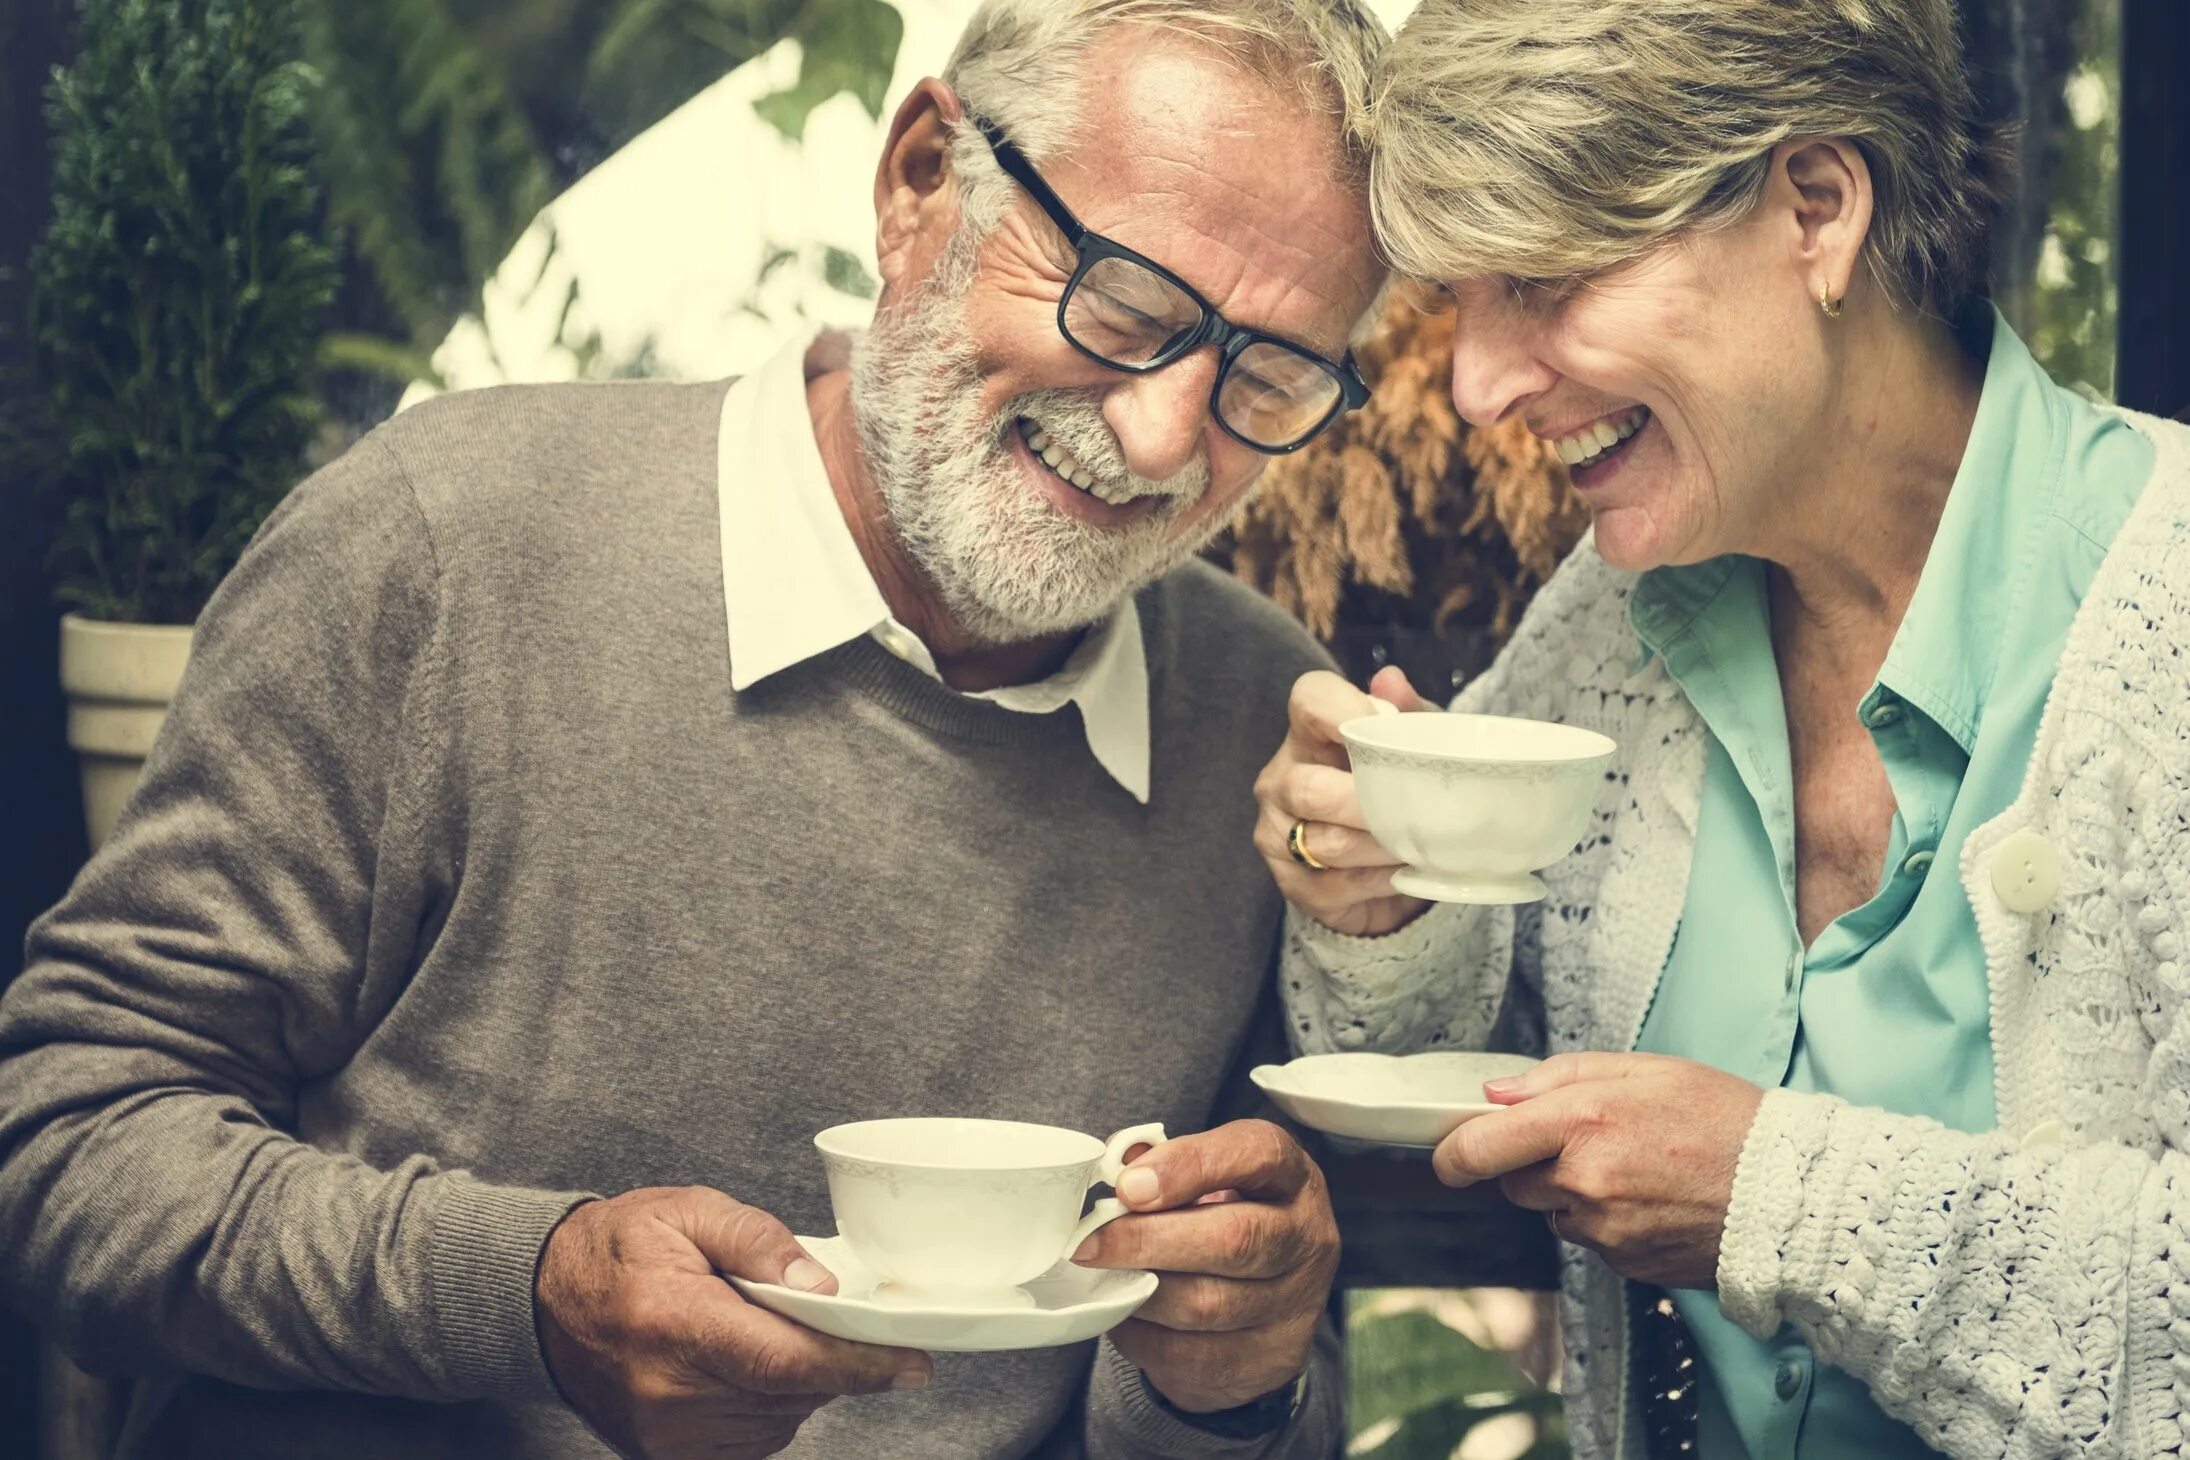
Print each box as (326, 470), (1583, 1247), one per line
(730, 1236), (1158, 1352)
(1251, 1050), (1540, 1148)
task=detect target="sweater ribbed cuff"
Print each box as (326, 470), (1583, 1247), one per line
(1717, 1087), (1846, 1339)
(427, 1178), (598, 1400)
(1087, 1338), (1308, 1457)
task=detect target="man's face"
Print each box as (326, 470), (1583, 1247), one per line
(853, 33), (1384, 643)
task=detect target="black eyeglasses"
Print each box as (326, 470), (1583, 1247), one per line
(973, 116), (1370, 455)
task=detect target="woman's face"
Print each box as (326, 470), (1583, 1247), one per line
(1442, 205), (1829, 574)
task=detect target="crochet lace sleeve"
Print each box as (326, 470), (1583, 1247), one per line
(1279, 901), (1523, 1056)
(1718, 1090), (2190, 1457)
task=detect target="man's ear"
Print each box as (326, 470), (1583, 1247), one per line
(875, 79), (967, 294)
(1770, 137), (1873, 310)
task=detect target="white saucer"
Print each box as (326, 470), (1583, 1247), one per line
(730, 1236), (1158, 1352)
(1251, 1050), (1541, 1148)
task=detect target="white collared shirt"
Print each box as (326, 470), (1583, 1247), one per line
(716, 329), (1152, 803)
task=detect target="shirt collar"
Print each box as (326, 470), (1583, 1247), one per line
(1873, 304), (2063, 752)
(716, 327), (1152, 803)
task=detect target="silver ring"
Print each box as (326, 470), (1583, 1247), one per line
(1547, 1209), (1567, 1243)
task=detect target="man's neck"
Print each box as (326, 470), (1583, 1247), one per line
(1755, 310), (1985, 677)
(806, 363), (1081, 694)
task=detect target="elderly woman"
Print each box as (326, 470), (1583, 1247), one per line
(1256, 1), (2190, 1457)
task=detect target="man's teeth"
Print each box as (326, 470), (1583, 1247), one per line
(1023, 421), (1137, 506)
(1550, 407), (1650, 467)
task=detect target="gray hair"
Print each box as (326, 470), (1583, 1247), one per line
(940, 0), (1389, 244)
(1370, 0), (2016, 317)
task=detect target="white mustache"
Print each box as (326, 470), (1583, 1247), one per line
(1003, 393), (1208, 505)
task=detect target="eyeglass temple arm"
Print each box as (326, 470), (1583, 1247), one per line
(972, 116), (1090, 247)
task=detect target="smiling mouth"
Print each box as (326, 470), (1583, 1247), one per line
(1542, 406), (1651, 471)
(1015, 418), (1150, 508)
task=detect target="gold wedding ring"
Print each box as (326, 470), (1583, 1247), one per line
(1286, 820), (1328, 871)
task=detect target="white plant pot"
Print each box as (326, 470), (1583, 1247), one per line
(58, 613), (193, 850)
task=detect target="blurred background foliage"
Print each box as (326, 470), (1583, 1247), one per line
(303, 0), (902, 422)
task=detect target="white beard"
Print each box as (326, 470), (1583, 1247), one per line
(848, 254), (1226, 645)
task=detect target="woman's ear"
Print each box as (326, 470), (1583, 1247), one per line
(874, 79), (967, 294)
(1772, 138), (1874, 310)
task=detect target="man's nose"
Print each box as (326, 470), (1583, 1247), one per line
(1103, 350), (1221, 483)
(1448, 305), (1558, 430)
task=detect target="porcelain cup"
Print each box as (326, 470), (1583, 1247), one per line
(1341, 711), (1617, 904)
(814, 1117), (1168, 1297)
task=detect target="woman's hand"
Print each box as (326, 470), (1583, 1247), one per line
(1253, 667), (1437, 938)
(1432, 1053), (1766, 1290)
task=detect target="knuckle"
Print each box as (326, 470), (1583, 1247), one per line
(1181, 1279), (1234, 1330)
(743, 1339), (808, 1396)
(1279, 764), (1321, 816)
(1563, 1159), (1615, 1206)
(715, 1200), (781, 1256)
(1219, 1213), (1265, 1273)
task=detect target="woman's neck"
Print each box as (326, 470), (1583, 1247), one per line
(1757, 309), (1985, 669)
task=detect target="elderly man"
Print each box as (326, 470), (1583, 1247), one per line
(0, 2), (1389, 1457)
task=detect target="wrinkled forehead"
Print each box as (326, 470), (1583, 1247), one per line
(1032, 31), (1383, 353)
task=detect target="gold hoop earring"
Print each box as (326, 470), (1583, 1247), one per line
(1819, 284), (1843, 319)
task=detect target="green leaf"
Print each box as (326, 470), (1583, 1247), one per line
(319, 332), (448, 391)
(821, 246), (876, 300)
(753, 0), (903, 140)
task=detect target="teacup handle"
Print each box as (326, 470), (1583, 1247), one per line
(1063, 1122), (1168, 1263)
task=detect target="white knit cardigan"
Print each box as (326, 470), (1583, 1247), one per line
(1284, 410), (2190, 1459)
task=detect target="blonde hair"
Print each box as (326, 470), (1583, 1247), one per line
(1370, 0), (2014, 316)
(942, 1), (1389, 239)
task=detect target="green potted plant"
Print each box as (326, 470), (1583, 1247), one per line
(22, 0), (335, 850)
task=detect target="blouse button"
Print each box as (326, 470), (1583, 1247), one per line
(1774, 1362), (1804, 1400)
(1990, 830), (2060, 914)
(1864, 699), (1903, 730)
(1901, 848), (1937, 878)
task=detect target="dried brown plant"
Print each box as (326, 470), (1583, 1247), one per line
(1224, 290), (1588, 645)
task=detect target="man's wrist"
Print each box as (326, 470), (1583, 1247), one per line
(1141, 1368), (1306, 1440)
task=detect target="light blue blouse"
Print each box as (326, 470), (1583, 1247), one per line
(1628, 309), (2153, 1459)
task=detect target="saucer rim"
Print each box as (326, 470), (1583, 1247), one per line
(729, 1235), (1158, 1319)
(1250, 1051), (1537, 1117)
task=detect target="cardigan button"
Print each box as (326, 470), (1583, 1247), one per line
(1990, 830), (2059, 914)
(2021, 1119), (2064, 1151)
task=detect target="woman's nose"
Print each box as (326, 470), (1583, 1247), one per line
(1448, 307), (1558, 429)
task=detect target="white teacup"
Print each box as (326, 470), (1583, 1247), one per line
(1341, 711), (1617, 904)
(814, 1117), (1168, 1298)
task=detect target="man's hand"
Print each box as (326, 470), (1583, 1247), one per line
(1253, 668), (1435, 937)
(1072, 1121), (1338, 1414)
(535, 1187), (932, 1460)
(1432, 1053), (1766, 1290)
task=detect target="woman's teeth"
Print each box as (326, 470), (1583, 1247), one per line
(1021, 420), (1137, 506)
(1550, 407), (1650, 468)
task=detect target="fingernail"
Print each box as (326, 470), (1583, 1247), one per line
(893, 1367), (931, 1391)
(1071, 1236), (1097, 1262)
(1483, 1077), (1522, 1094)
(1118, 1168), (1159, 1205)
(784, 1257), (830, 1291)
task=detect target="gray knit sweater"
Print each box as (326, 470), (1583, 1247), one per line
(0, 380), (1339, 1458)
